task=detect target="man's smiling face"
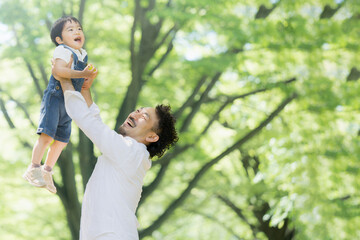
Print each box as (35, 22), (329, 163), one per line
(118, 107), (159, 145)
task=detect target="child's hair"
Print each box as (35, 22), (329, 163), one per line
(50, 16), (83, 46)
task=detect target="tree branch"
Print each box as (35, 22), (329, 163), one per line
(151, 77), (297, 194)
(180, 72), (222, 132)
(56, 142), (81, 240)
(206, 77), (296, 104)
(347, 67), (360, 81)
(185, 208), (244, 240)
(130, 0), (141, 71)
(196, 77), (297, 138)
(155, 88), (264, 167)
(25, 61), (43, 98)
(138, 160), (170, 207)
(139, 8), (163, 67)
(174, 75), (207, 118)
(0, 88), (36, 128)
(147, 35), (175, 77)
(78, 0), (86, 24)
(255, 4), (278, 19)
(320, 3), (343, 19)
(154, 25), (177, 53)
(11, 26), (44, 98)
(78, 130), (97, 191)
(139, 93), (297, 237)
(217, 194), (257, 237)
(0, 96), (32, 148)
(114, 0), (143, 130)
(140, 145), (191, 206)
(45, 17), (52, 32)
(116, 1), (178, 128)
(0, 96), (15, 129)
(38, 62), (49, 86)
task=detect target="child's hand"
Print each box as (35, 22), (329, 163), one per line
(82, 64), (98, 78)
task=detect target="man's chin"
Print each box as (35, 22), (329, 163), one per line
(117, 126), (127, 136)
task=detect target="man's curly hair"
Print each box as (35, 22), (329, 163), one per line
(147, 104), (178, 159)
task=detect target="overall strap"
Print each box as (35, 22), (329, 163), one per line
(60, 44), (79, 64)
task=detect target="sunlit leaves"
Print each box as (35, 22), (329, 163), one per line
(1, 0), (360, 239)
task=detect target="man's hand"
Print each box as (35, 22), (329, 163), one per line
(82, 71), (98, 90)
(81, 65), (98, 107)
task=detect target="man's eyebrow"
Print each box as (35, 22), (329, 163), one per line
(143, 112), (150, 119)
(140, 108), (150, 119)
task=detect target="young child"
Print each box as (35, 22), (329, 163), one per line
(23, 16), (97, 193)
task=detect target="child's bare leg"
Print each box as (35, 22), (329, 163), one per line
(23, 133), (53, 187)
(44, 140), (67, 170)
(31, 133), (53, 166)
(42, 140), (67, 194)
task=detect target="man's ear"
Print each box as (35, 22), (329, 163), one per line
(145, 133), (159, 143)
(55, 36), (63, 45)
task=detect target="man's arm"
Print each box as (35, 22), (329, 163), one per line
(58, 77), (75, 91)
(57, 77), (94, 107)
(55, 62), (135, 162)
(80, 80), (94, 107)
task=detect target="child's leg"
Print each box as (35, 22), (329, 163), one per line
(42, 140), (67, 194)
(44, 140), (68, 169)
(31, 133), (54, 165)
(23, 134), (53, 187)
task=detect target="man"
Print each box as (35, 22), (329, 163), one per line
(55, 65), (178, 239)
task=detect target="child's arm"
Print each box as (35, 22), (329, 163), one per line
(52, 57), (97, 79)
(52, 57), (97, 108)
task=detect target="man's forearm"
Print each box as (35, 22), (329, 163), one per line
(57, 68), (94, 107)
(58, 77), (92, 106)
(81, 88), (93, 107)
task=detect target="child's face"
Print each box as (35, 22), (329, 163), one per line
(56, 20), (85, 50)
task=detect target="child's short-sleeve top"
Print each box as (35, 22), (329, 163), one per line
(53, 45), (87, 69)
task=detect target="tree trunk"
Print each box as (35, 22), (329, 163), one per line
(56, 142), (81, 240)
(254, 203), (295, 240)
(78, 130), (96, 190)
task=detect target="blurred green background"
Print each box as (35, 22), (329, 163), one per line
(0, 0), (359, 239)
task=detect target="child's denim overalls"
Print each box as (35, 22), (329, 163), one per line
(37, 44), (88, 143)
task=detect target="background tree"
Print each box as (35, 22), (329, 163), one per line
(0, 0), (359, 239)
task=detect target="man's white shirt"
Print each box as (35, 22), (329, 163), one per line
(64, 91), (151, 240)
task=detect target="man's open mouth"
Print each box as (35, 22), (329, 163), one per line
(127, 117), (136, 128)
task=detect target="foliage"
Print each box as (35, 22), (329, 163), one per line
(0, 0), (359, 239)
